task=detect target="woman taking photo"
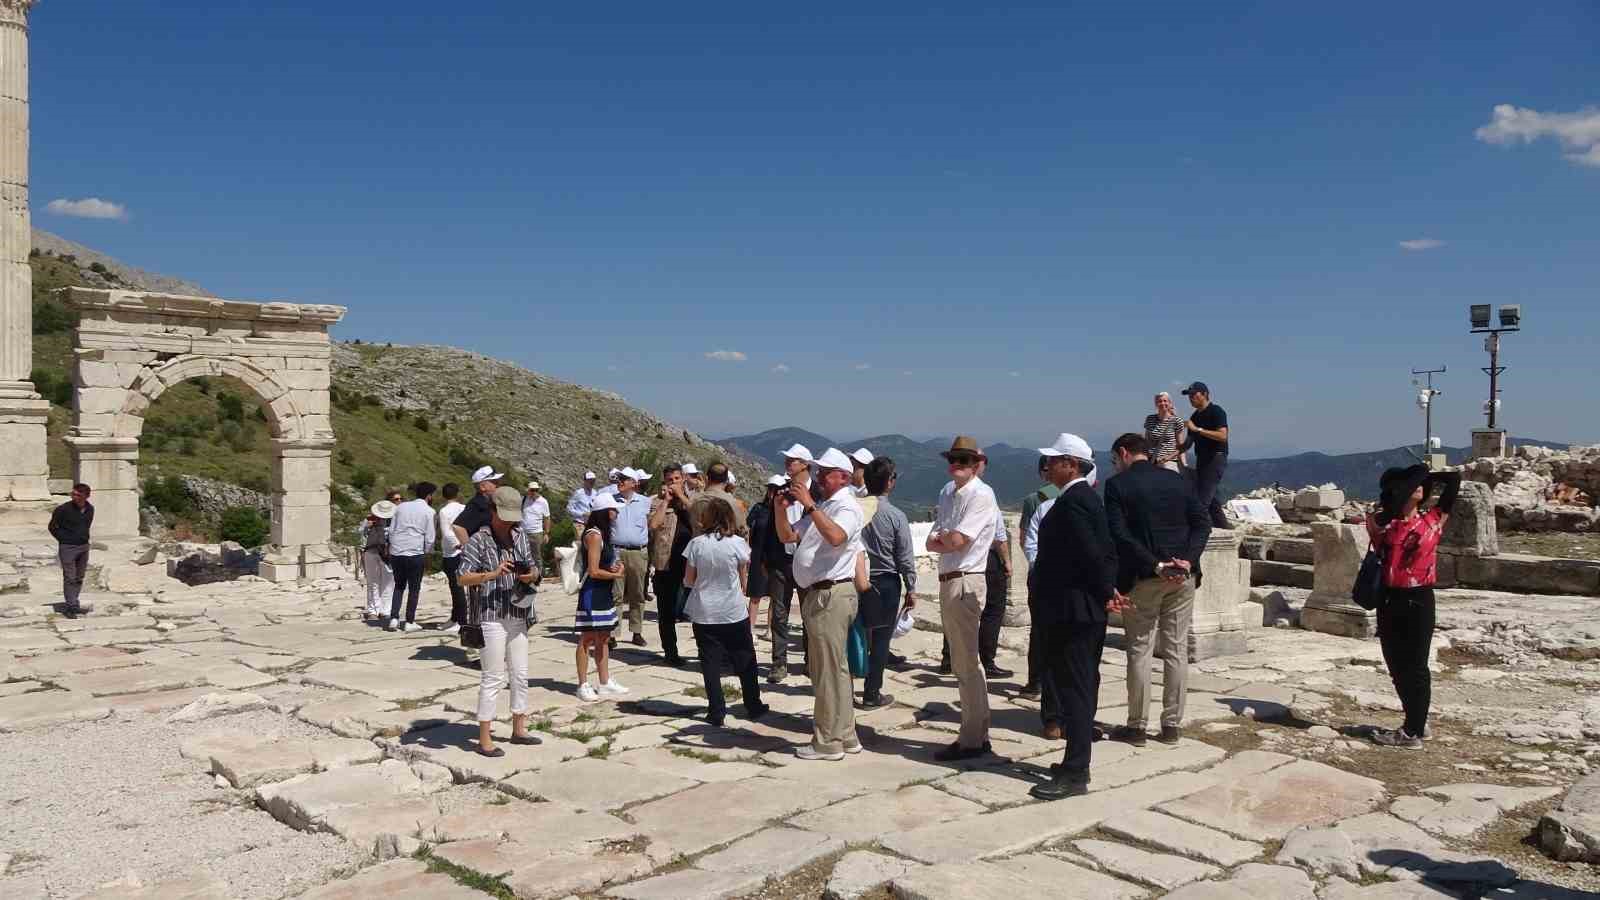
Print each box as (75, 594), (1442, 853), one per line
(1365, 464), (1460, 750)
(683, 499), (768, 727)
(457, 486), (542, 758)
(576, 494), (629, 702)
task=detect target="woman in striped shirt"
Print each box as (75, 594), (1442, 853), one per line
(458, 486), (541, 757)
(1143, 392), (1188, 474)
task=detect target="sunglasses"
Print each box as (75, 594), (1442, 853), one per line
(946, 455), (979, 467)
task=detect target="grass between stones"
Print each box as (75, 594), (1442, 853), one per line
(414, 846), (516, 899)
(668, 746), (728, 764)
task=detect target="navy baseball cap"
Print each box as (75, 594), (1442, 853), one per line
(1181, 381), (1210, 396)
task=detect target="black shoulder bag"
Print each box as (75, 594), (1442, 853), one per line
(1352, 545), (1386, 611)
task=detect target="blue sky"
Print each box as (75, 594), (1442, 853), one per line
(30, 2), (1600, 456)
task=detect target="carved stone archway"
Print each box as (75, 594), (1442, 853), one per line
(64, 288), (346, 582)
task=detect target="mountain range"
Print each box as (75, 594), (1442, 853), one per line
(717, 426), (1572, 512)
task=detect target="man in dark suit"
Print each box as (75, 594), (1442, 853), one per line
(1103, 432), (1211, 747)
(1027, 434), (1125, 801)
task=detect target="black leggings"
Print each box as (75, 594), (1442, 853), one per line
(692, 620), (762, 724)
(1378, 586), (1435, 736)
(389, 555), (425, 623)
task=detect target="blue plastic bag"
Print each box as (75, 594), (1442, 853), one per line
(847, 616), (868, 677)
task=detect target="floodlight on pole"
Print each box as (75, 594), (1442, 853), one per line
(1468, 305), (1522, 431)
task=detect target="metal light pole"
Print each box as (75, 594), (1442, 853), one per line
(1412, 366), (1444, 465)
(1468, 305), (1521, 459)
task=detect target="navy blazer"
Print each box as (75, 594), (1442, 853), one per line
(1028, 481), (1118, 625)
(1103, 460), (1211, 594)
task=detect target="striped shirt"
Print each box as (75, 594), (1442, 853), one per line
(460, 525), (536, 621)
(1144, 414), (1186, 465)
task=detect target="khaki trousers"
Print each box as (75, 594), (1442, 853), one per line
(1124, 575), (1195, 730)
(800, 582), (859, 754)
(619, 549), (649, 635)
(939, 573), (990, 749)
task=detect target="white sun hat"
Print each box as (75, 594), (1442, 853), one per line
(780, 444), (813, 463)
(766, 474), (790, 487)
(850, 448), (874, 466)
(583, 471), (597, 480)
(370, 500), (397, 519)
(682, 462), (701, 475)
(590, 493), (622, 512)
(470, 465), (504, 484)
(1037, 432), (1093, 460)
(813, 447), (853, 472)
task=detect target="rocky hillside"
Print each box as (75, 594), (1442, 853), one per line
(31, 228), (212, 296)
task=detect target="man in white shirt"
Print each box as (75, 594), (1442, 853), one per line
(776, 447), (866, 761)
(567, 471), (600, 523)
(612, 468), (654, 647)
(850, 447), (874, 497)
(521, 481), (551, 563)
(387, 481), (438, 633)
(600, 468), (622, 497)
(926, 436), (1000, 760)
(437, 483), (467, 634)
(765, 443), (813, 682)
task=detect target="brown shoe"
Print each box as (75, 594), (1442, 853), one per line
(1109, 725), (1148, 747)
(1042, 723), (1064, 741)
(1156, 725), (1181, 745)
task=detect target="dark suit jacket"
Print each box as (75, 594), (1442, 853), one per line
(1029, 481), (1118, 625)
(1103, 460), (1212, 593)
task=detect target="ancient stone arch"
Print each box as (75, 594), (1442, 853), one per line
(64, 288), (347, 582)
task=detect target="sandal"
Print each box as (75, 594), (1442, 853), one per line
(508, 734), (542, 746)
(476, 745), (506, 758)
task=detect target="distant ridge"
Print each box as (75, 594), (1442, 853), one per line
(31, 227), (212, 297)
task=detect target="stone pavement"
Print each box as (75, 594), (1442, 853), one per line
(1, 571), (1598, 899)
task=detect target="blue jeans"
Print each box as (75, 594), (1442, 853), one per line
(861, 573), (901, 702)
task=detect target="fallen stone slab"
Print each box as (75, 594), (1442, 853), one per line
(1163, 863), (1316, 900)
(167, 691), (267, 723)
(789, 784), (983, 843)
(1158, 759), (1386, 841)
(1539, 769), (1600, 863)
(294, 858), (486, 899)
(991, 852), (1148, 898)
(1100, 808), (1264, 866)
(319, 795), (442, 859)
(605, 867), (764, 900)
(110, 685), (220, 716)
(763, 748), (952, 793)
(339, 704), (457, 739)
(0, 688), (111, 732)
(255, 759), (426, 831)
(296, 693), (397, 729)
(697, 826), (845, 879)
(200, 661), (278, 690)
(1088, 740), (1227, 791)
(381, 722), (588, 783)
(210, 736), (385, 788)
(1273, 812), (1497, 884)
(300, 660), (471, 702)
(499, 757), (697, 810)
(890, 862), (1046, 900)
(74, 873), (232, 899)
(1073, 838), (1220, 891)
(825, 850), (919, 900)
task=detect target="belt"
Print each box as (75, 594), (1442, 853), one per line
(804, 579), (847, 591)
(615, 544), (646, 551)
(939, 571), (980, 582)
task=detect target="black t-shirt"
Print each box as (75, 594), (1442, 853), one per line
(1190, 403), (1229, 464)
(454, 493), (494, 538)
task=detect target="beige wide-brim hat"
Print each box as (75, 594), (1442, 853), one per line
(491, 486), (523, 523)
(370, 500), (396, 519)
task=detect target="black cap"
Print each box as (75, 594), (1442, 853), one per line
(1181, 381), (1210, 396)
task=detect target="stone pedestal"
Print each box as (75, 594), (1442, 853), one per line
(1302, 522), (1376, 638)
(1442, 479), (1498, 558)
(1189, 531), (1253, 660)
(1471, 429), (1507, 461)
(62, 435), (140, 537)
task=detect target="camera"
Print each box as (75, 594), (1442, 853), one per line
(512, 561), (532, 576)
(1156, 562), (1186, 578)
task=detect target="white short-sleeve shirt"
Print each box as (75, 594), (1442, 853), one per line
(684, 534), (752, 625)
(520, 495), (550, 534)
(791, 488), (866, 588)
(934, 477), (998, 575)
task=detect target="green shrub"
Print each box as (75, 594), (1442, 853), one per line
(350, 467), (377, 492)
(336, 448), (354, 466)
(413, 414), (430, 431)
(179, 438), (197, 456)
(219, 506), (270, 548)
(194, 377), (211, 395)
(142, 475), (194, 516)
(217, 391), (245, 422)
(31, 298), (77, 335)
(448, 445), (481, 469)
(28, 367), (73, 407)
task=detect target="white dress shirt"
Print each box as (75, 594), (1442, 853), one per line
(612, 491), (651, 548)
(791, 487), (866, 588)
(993, 507), (1009, 544)
(387, 498), (436, 557)
(521, 495), (550, 534)
(567, 486), (598, 523)
(437, 500), (465, 558)
(934, 477), (998, 575)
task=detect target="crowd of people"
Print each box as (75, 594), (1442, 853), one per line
(340, 379), (1456, 782)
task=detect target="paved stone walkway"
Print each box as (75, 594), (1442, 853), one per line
(1, 571), (1598, 899)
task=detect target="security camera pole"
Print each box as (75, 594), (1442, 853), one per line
(1411, 366), (1444, 467)
(1468, 304), (1522, 459)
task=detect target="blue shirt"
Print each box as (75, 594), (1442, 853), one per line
(613, 491), (652, 548)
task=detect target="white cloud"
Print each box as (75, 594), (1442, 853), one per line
(1398, 239), (1446, 251)
(1475, 104), (1600, 168)
(770, 363), (790, 374)
(45, 197), (128, 220)
(703, 350), (747, 362)
(854, 363), (871, 371)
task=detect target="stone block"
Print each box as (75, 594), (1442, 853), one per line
(499, 757), (697, 811)
(825, 852), (919, 900)
(1295, 488), (1346, 510)
(254, 759), (426, 831)
(697, 826), (846, 878)
(74, 387), (128, 416)
(1539, 770), (1600, 863)
(1441, 480), (1498, 557)
(991, 853), (1148, 898)
(1303, 522), (1376, 638)
(1452, 552), (1600, 597)
(0, 689), (112, 732)
(273, 503), (330, 547)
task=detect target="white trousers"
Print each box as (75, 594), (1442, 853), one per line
(477, 615), (529, 722)
(362, 551), (394, 615)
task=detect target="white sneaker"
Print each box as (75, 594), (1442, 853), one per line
(442, 623), (461, 635)
(386, 618), (399, 632)
(403, 622), (423, 633)
(577, 683), (600, 702)
(795, 745), (845, 762)
(598, 680), (629, 696)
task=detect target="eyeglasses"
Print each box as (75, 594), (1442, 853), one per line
(947, 456), (978, 467)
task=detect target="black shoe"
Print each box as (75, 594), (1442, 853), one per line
(475, 745), (506, 758)
(938, 662), (952, 676)
(608, 636), (618, 650)
(1156, 725), (1182, 745)
(745, 701), (770, 721)
(983, 665), (1013, 679)
(933, 740), (992, 762)
(859, 693), (894, 709)
(706, 716), (726, 729)
(887, 652), (908, 667)
(1018, 684), (1041, 701)
(766, 667), (788, 684)
(663, 655), (687, 668)
(1030, 775), (1089, 801)
(61, 607), (80, 620)
(632, 633), (648, 647)
(1109, 725), (1148, 747)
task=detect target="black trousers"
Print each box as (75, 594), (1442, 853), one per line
(692, 620), (762, 724)
(1043, 619), (1107, 778)
(1378, 587), (1435, 737)
(653, 569), (685, 659)
(767, 561), (798, 674)
(1026, 586), (1063, 726)
(942, 550), (1008, 669)
(1194, 454), (1231, 530)
(389, 554), (425, 623)
(441, 554), (467, 625)
(861, 573), (901, 702)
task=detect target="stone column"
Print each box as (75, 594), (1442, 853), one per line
(0, 0), (48, 502)
(1189, 531), (1254, 659)
(62, 435), (139, 537)
(1301, 522), (1377, 638)
(259, 438), (340, 582)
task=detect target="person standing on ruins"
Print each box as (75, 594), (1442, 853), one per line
(1366, 465), (1460, 750)
(612, 468), (654, 648)
(360, 500), (396, 622)
(387, 481), (437, 633)
(457, 484), (543, 756)
(436, 484), (467, 634)
(926, 436), (1001, 761)
(1180, 381), (1231, 530)
(48, 483), (95, 618)
(1104, 433), (1210, 747)
(520, 481), (551, 564)
(1144, 392), (1188, 474)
